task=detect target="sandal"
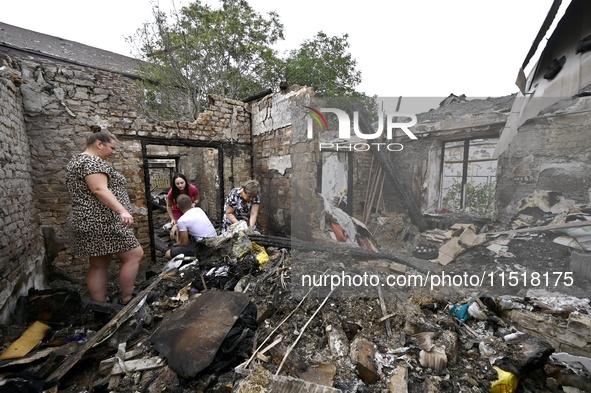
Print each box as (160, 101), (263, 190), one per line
(117, 295), (133, 306)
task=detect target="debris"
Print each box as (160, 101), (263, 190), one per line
(2, 206), (591, 392)
(350, 337), (379, 384)
(377, 286), (392, 338)
(505, 308), (591, 357)
(450, 298), (474, 323)
(45, 269), (172, 383)
(321, 196), (379, 251)
(436, 237), (462, 265)
(0, 321), (51, 360)
(275, 288), (333, 375)
(490, 365), (519, 393)
(544, 363), (591, 392)
(552, 352), (591, 374)
(419, 345), (447, 373)
(241, 286), (314, 370)
(236, 365), (342, 392)
(388, 365), (409, 393)
(151, 290), (253, 378)
(435, 223), (485, 265)
(411, 243), (439, 260)
(487, 219), (591, 237)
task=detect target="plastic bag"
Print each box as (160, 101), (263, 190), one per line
(450, 298), (474, 323)
(251, 242), (269, 269)
(490, 365), (518, 393)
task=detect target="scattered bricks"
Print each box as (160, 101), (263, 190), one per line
(350, 337), (379, 384)
(507, 309), (591, 357)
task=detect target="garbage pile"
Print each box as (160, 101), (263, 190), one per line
(1, 218), (591, 392)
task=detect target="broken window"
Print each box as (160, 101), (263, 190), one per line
(439, 138), (498, 216)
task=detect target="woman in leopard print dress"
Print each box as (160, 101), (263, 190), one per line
(66, 126), (143, 304)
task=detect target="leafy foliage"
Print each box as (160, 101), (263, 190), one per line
(284, 32), (362, 97)
(442, 181), (496, 216)
(127, 1), (371, 121)
(127, 0), (284, 120)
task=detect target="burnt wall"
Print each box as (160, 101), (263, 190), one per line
(496, 96), (591, 222)
(0, 50), (252, 322)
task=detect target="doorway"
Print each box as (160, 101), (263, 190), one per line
(142, 141), (222, 262)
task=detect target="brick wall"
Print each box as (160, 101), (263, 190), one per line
(251, 87), (323, 239)
(0, 52), (253, 322)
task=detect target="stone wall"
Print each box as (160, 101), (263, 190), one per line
(0, 64), (46, 323)
(0, 51), (253, 322)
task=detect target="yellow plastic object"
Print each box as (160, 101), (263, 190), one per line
(0, 321), (52, 360)
(490, 365), (519, 393)
(252, 242), (269, 268)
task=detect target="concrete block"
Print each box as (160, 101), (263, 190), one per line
(567, 313), (591, 342)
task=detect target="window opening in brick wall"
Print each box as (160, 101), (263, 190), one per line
(439, 138), (498, 217)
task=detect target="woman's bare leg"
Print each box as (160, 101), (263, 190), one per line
(116, 246), (144, 304)
(87, 255), (112, 301)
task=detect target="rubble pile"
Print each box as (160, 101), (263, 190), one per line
(2, 208), (591, 392)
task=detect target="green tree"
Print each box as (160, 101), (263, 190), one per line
(283, 32), (363, 97)
(127, 0), (284, 120)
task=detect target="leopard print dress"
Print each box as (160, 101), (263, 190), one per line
(66, 153), (140, 257)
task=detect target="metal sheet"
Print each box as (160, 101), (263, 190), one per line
(150, 290), (250, 378)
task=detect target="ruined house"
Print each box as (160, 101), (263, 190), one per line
(1, 1), (591, 390)
(1, 0), (591, 322)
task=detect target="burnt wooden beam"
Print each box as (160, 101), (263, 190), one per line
(356, 112), (429, 232)
(242, 88), (273, 103)
(248, 234), (432, 273)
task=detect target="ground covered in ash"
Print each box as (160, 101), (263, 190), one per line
(1, 211), (591, 393)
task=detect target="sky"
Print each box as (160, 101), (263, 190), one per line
(1, 0), (559, 111)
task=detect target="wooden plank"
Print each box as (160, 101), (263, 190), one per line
(487, 220), (591, 236)
(354, 107), (429, 232)
(110, 357), (165, 375)
(98, 347), (147, 374)
(377, 286), (392, 338)
(0, 347), (57, 368)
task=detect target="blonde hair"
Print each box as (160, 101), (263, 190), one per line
(243, 180), (260, 195)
